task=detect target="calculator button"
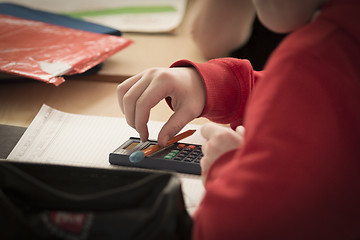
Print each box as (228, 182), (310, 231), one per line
(187, 145), (196, 149)
(194, 149), (202, 154)
(178, 153), (187, 158)
(177, 144), (186, 149)
(188, 154), (197, 159)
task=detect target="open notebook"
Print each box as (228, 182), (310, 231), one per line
(6, 105), (205, 215)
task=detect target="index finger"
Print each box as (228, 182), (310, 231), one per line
(117, 73), (142, 113)
(134, 79), (172, 142)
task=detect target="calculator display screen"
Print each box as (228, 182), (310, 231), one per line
(124, 142), (139, 151)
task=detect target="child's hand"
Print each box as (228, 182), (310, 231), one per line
(117, 67), (206, 146)
(200, 122), (245, 184)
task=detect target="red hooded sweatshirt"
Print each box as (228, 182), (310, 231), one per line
(171, 0), (360, 238)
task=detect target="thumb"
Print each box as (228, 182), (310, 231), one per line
(157, 109), (195, 146)
(236, 125), (245, 136)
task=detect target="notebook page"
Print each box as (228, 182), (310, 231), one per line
(7, 104), (205, 215)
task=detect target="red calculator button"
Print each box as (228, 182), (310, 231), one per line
(187, 145), (196, 149)
(177, 144), (186, 148)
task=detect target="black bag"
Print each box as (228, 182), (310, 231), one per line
(0, 161), (192, 240)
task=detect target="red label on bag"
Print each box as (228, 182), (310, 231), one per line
(42, 211), (93, 239)
(49, 212), (87, 234)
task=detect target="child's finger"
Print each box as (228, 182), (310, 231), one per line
(236, 125), (245, 135)
(133, 77), (173, 143)
(122, 76), (153, 129)
(117, 73), (143, 113)
(201, 122), (225, 140)
(157, 107), (196, 146)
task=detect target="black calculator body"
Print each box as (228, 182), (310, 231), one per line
(109, 137), (202, 175)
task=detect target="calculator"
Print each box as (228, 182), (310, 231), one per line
(109, 137), (203, 175)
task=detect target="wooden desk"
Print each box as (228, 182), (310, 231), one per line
(101, 27), (206, 77)
(0, 0), (208, 128)
(0, 78), (208, 127)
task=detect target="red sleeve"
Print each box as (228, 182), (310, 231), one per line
(191, 42), (360, 238)
(170, 58), (262, 128)
(170, 10), (360, 237)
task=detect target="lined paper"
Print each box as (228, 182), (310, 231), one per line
(7, 104), (205, 215)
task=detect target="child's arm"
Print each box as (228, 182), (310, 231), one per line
(117, 67), (206, 147)
(170, 58), (260, 129)
(117, 58), (259, 146)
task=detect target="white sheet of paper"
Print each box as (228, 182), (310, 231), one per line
(81, 0), (188, 33)
(6, 104), (205, 215)
(4, 0), (187, 33)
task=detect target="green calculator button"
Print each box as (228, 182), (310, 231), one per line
(164, 150), (180, 159)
